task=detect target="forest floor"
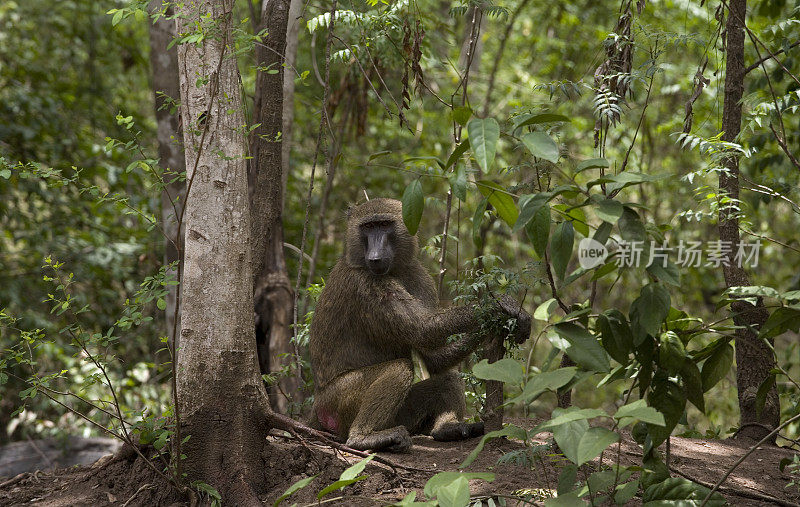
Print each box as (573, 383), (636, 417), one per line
(1, 417), (799, 506)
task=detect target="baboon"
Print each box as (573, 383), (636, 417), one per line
(310, 198), (531, 452)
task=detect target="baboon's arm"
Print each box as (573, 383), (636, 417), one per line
(416, 331), (483, 374)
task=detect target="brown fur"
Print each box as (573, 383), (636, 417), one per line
(309, 198), (528, 451)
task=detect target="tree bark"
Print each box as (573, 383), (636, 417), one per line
(720, 0), (779, 442)
(281, 0), (303, 198)
(148, 0), (186, 346)
(249, 0), (300, 414)
(176, 1), (272, 502)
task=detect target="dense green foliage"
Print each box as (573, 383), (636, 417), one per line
(1, 0), (800, 503)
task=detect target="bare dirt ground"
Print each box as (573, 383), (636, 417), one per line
(1, 417), (799, 506)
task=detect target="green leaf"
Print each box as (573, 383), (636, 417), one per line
(543, 492), (584, 506)
(460, 426), (526, 468)
(575, 158), (609, 173)
(514, 193), (552, 232)
(526, 204), (551, 258)
(317, 477), (367, 498)
(477, 180), (518, 226)
(647, 261), (681, 286)
(551, 413), (588, 465)
(630, 283), (671, 338)
(647, 378), (686, 447)
(317, 455), (374, 498)
(511, 367), (578, 405)
(642, 477), (726, 506)
(111, 9), (124, 26)
(550, 221), (574, 280)
(472, 197), (489, 249)
(597, 309), (633, 366)
(0, 169), (11, 179)
(452, 106), (473, 126)
(680, 359), (705, 413)
(446, 140), (471, 169)
(594, 198), (623, 224)
(424, 472), (494, 498)
(512, 113), (571, 132)
(521, 132), (560, 163)
(340, 454), (374, 480)
(157, 298), (167, 311)
(401, 180), (424, 235)
(435, 476), (470, 507)
(590, 261), (617, 281)
(700, 342), (733, 392)
(658, 331), (686, 372)
(553, 323), (610, 372)
(760, 305), (800, 339)
(472, 358), (524, 384)
(618, 206), (647, 242)
(614, 399), (666, 428)
(575, 427), (619, 466)
(539, 407), (607, 431)
(467, 118), (500, 172)
(534, 298), (558, 322)
(274, 475), (317, 507)
(557, 464), (578, 495)
(448, 163), (468, 201)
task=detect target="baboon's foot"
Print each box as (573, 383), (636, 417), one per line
(347, 426), (412, 452)
(431, 421), (485, 442)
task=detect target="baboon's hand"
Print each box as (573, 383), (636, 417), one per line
(496, 294), (531, 344)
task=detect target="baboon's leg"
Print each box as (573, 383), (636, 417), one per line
(397, 370), (484, 441)
(316, 359), (414, 452)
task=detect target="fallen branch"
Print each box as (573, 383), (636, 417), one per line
(269, 413), (435, 473)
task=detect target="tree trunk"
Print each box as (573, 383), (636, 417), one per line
(176, 1), (272, 502)
(249, 0), (300, 414)
(281, 0), (303, 198)
(147, 0), (186, 345)
(720, 0), (779, 442)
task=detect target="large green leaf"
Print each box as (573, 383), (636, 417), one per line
(511, 367), (578, 406)
(613, 399), (666, 428)
(575, 427), (619, 466)
(618, 206), (647, 242)
(630, 283), (671, 338)
(477, 180), (518, 226)
(467, 117), (500, 172)
(512, 113), (571, 132)
(526, 203), (551, 258)
(554, 322), (610, 372)
(551, 221), (574, 280)
(472, 358), (524, 384)
(424, 472), (494, 498)
(657, 331), (686, 372)
(435, 476), (470, 507)
(446, 139), (470, 169)
(680, 359), (705, 413)
(642, 477), (726, 506)
(514, 192), (552, 232)
(401, 180), (424, 236)
(521, 132), (560, 163)
(594, 198), (623, 224)
(647, 378), (686, 447)
(597, 309), (633, 366)
(700, 342), (733, 392)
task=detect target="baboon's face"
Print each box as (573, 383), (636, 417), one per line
(360, 219), (396, 275)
